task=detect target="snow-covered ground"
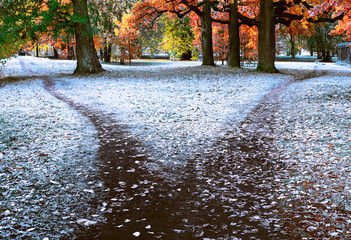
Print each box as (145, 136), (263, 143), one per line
(1, 56), (351, 238)
(275, 74), (351, 238)
(276, 61), (351, 72)
(0, 78), (102, 239)
(54, 67), (288, 168)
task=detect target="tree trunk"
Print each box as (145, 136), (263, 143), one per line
(53, 47), (59, 59)
(72, 0), (103, 74)
(290, 34), (295, 58)
(103, 42), (112, 63)
(36, 44), (39, 57)
(99, 48), (104, 61)
(227, 1), (240, 68)
(257, 0), (278, 72)
(68, 46), (75, 60)
(180, 51), (192, 60)
(200, 0), (215, 66)
(128, 40), (132, 65)
(321, 49), (332, 62)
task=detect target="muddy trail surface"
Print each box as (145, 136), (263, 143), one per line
(18, 60), (321, 239)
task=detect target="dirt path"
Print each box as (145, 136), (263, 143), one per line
(18, 59), (313, 239)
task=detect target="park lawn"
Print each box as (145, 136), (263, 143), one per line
(1, 56), (351, 239)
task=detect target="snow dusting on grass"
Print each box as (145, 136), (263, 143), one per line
(276, 73), (351, 238)
(54, 67), (288, 168)
(18, 56), (76, 76)
(2, 56), (351, 238)
(0, 78), (101, 239)
(0, 57), (28, 78)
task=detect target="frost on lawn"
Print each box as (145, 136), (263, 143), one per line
(54, 66), (287, 171)
(0, 57), (28, 78)
(0, 80), (100, 239)
(276, 74), (351, 238)
(18, 56), (76, 76)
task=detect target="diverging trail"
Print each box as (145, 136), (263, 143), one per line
(19, 59), (306, 239)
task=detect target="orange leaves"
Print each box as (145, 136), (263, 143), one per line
(114, 12), (141, 63)
(330, 11), (351, 40)
(240, 25), (258, 61)
(93, 36), (103, 51)
(212, 22), (229, 61)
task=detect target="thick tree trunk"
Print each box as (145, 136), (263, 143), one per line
(200, 0), (215, 66)
(227, 1), (240, 68)
(320, 49), (332, 62)
(72, 0), (103, 74)
(257, 0), (278, 72)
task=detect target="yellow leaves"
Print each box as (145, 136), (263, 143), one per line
(114, 11), (141, 63)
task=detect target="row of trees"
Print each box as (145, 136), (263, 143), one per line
(0, 0), (350, 74)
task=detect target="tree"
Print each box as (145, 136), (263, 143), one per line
(139, 18), (164, 58)
(330, 0), (351, 40)
(162, 15), (196, 60)
(254, 0), (344, 72)
(227, 0), (240, 68)
(91, 0), (139, 63)
(240, 25), (258, 63)
(114, 11), (141, 65)
(310, 23), (342, 61)
(200, 0), (215, 65)
(212, 21), (228, 64)
(72, 0), (103, 74)
(132, 0), (216, 65)
(0, 0), (103, 74)
(256, 0), (277, 72)
(0, 0), (40, 60)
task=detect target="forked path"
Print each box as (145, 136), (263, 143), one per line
(20, 59), (298, 239)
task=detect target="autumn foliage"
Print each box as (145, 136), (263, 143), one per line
(114, 11), (141, 64)
(1, 0), (351, 66)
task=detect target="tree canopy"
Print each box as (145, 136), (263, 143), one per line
(1, 0), (350, 73)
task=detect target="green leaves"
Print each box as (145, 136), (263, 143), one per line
(161, 15), (196, 60)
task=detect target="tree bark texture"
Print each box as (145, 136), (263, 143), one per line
(72, 0), (103, 74)
(227, 1), (241, 68)
(257, 0), (278, 72)
(200, 0), (215, 66)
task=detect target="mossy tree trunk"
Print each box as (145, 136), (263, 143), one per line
(257, 0), (278, 73)
(72, 0), (103, 74)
